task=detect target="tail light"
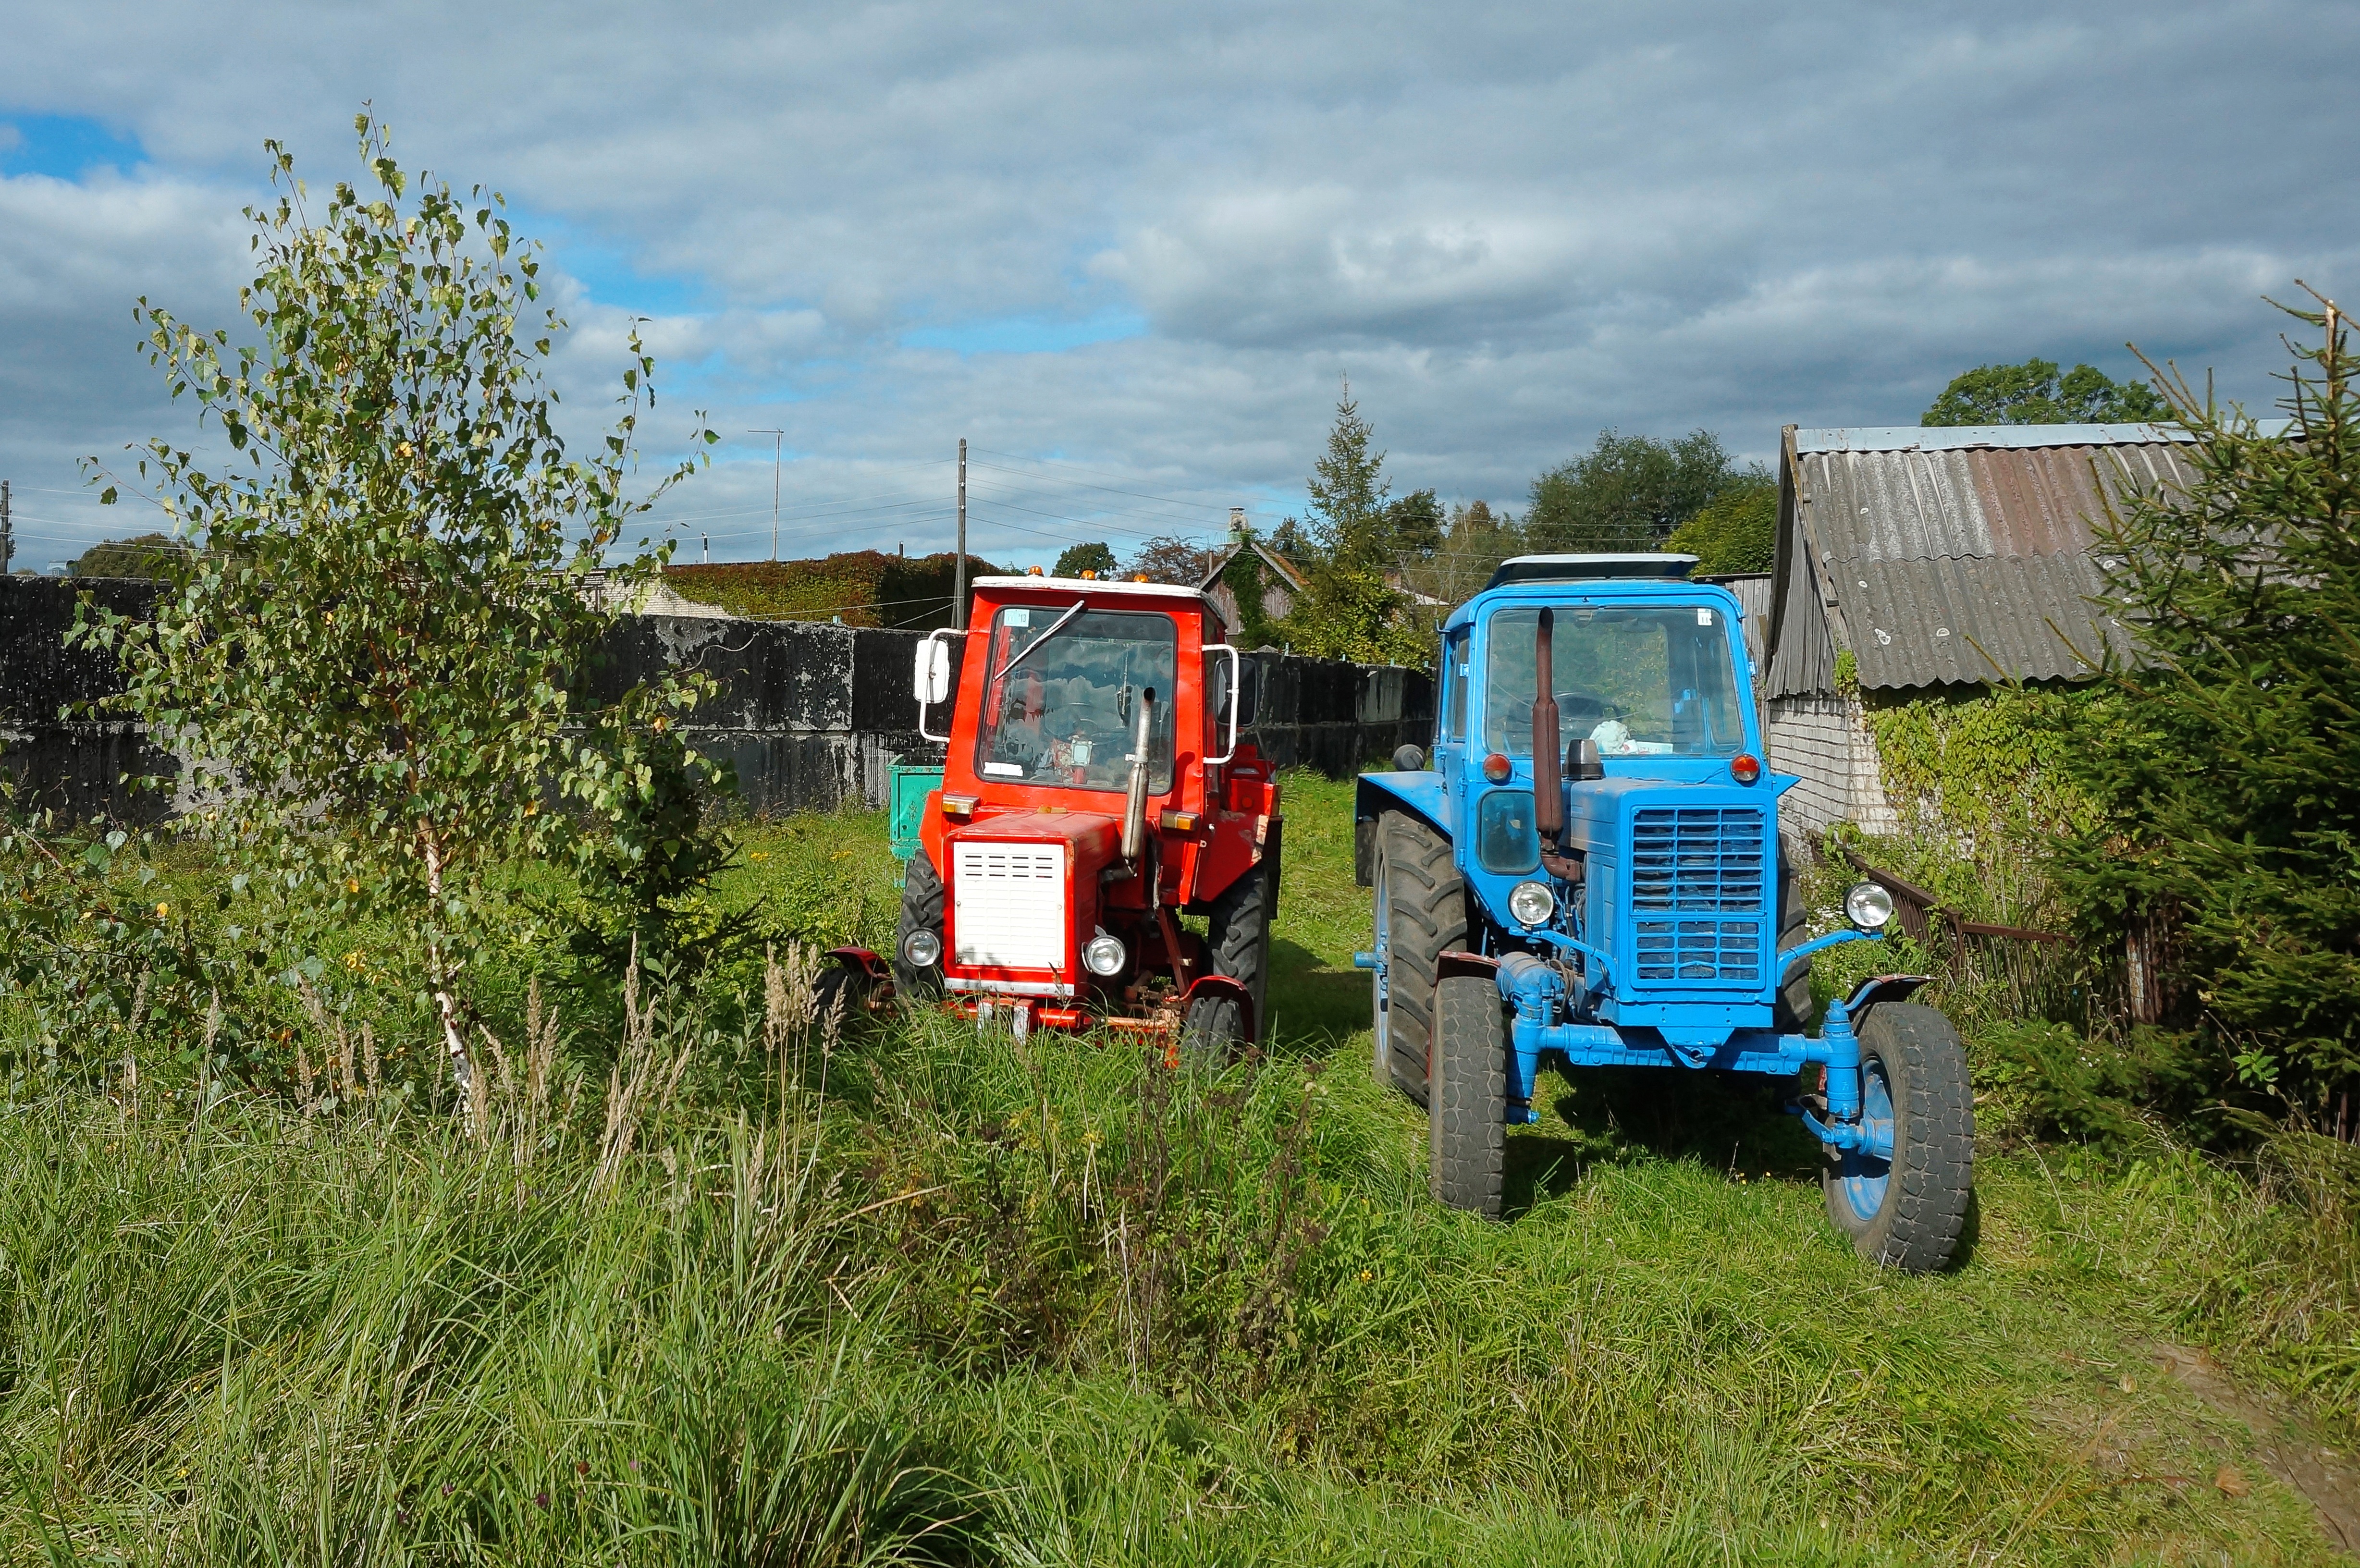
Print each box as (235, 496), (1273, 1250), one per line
(1481, 752), (1512, 783)
(1731, 753), (1761, 784)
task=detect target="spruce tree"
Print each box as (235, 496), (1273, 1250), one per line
(2053, 290), (2359, 1124)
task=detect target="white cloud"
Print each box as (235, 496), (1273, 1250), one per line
(1, 0), (2354, 568)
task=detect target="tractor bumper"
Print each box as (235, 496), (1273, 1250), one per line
(1488, 951), (1875, 1142)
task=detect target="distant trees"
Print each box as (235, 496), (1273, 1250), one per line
(1524, 429), (1738, 552)
(1923, 358), (2171, 426)
(66, 532), (192, 579)
(1273, 384), (1431, 664)
(1400, 499), (1519, 607)
(1665, 471), (1777, 574)
(1267, 395), (1781, 662)
(1054, 540), (1119, 579)
(1125, 535), (1211, 586)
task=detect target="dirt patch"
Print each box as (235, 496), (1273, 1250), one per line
(2153, 1341), (2360, 1556)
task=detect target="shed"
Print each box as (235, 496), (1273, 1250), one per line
(1761, 422), (2201, 843)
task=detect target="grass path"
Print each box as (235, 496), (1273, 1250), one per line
(718, 766), (2358, 1560)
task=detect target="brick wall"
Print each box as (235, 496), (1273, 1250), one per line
(1766, 691), (1894, 850)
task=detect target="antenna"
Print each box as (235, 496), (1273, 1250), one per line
(747, 430), (785, 561)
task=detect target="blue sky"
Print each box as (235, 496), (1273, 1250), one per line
(3, 1), (2354, 572)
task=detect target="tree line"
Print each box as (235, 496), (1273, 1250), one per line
(1051, 354), (2162, 665)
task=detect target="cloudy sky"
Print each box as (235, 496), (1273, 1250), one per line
(2, 0), (2352, 573)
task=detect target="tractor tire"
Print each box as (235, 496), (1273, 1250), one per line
(1374, 811), (1467, 1105)
(1204, 849), (1276, 1042)
(1774, 854), (1813, 1030)
(1429, 973), (1506, 1218)
(813, 962), (878, 1043)
(892, 851), (946, 1002)
(1180, 991), (1245, 1062)
(1183, 847), (1277, 1061)
(1822, 1002), (1975, 1272)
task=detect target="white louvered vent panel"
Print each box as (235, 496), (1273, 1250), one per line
(952, 842), (1068, 971)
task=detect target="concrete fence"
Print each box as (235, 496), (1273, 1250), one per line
(1, 576), (1435, 821)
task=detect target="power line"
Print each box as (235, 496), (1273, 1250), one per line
(964, 458), (1230, 525)
(968, 447), (1245, 502)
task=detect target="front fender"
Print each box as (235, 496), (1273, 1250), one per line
(1355, 770), (1450, 885)
(1845, 973), (1933, 1013)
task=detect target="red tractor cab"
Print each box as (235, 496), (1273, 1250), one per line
(873, 574), (1281, 1051)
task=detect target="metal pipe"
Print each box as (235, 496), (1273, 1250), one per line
(1121, 688), (1156, 859)
(1533, 607), (1563, 843)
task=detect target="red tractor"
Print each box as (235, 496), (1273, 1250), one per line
(843, 572), (1281, 1052)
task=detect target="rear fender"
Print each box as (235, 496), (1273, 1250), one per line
(1180, 972), (1255, 1043)
(1355, 771), (1449, 885)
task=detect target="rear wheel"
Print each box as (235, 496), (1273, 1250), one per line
(1429, 974), (1506, 1218)
(892, 852), (945, 1001)
(1822, 1002), (1975, 1272)
(1374, 812), (1466, 1104)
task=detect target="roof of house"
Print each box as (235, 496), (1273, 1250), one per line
(1196, 537), (1306, 594)
(1765, 423), (2206, 697)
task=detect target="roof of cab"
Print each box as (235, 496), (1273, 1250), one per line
(970, 575), (1224, 615)
(1442, 555), (1727, 633)
(1483, 553), (1698, 589)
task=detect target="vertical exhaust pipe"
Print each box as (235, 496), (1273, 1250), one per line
(1533, 610), (1562, 845)
(1122, 687), (1157, 859)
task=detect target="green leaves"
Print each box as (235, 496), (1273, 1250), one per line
(2054, 291), (2360, 1121)
(64, 110), (721, 1095)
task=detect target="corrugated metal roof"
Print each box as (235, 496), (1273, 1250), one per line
(1781, 428), (2199, 691)
(1795, 422), (2193, 453)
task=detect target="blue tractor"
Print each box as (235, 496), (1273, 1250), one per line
(1356, 554), (1973, 1271)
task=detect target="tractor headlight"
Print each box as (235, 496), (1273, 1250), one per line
(1844, 881), (1895, 931)
(901, 928), (943, 968)
(1508, 880), (1556, 927)
(1083, 932), (1127, 976)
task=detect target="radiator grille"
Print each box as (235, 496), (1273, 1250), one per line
(952, 842), (1068, 972)
(1629, 807), (1767, 986)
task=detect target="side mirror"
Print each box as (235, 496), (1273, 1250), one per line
(1568, 737), (1603, 782)
(914, 637), (953, 706)
(1392, 744), (1426, 772)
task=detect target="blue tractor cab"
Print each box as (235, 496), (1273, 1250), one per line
(1356, 554), (1973, 1271)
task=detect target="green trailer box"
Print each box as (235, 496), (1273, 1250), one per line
(887, 758), (943, 869)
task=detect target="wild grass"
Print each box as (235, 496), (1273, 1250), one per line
(0, 769), (2353, 1563)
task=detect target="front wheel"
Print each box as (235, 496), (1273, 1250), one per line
(892, 852), (945, 1001)
(813, 962), (879, 1043)
(1429, 974), (1506, 1219)
(1822, 1002), (1975, 1272)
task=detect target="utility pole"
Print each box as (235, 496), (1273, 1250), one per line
(748, 429), (785, 561)
(955, 437), (968, 630)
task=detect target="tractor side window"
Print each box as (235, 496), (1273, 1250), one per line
(1206, 645), (1232, 753)
(1482, 605), (1744, 758)
(975, 606), (1179, 792)
(1442, 633), (1469, 741)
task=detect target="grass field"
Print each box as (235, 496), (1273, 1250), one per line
(3, 768), (2356, 1564)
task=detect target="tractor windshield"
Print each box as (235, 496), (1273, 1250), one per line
(975, 605), (1178, 792)
(1483, 604), (1745, 758)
